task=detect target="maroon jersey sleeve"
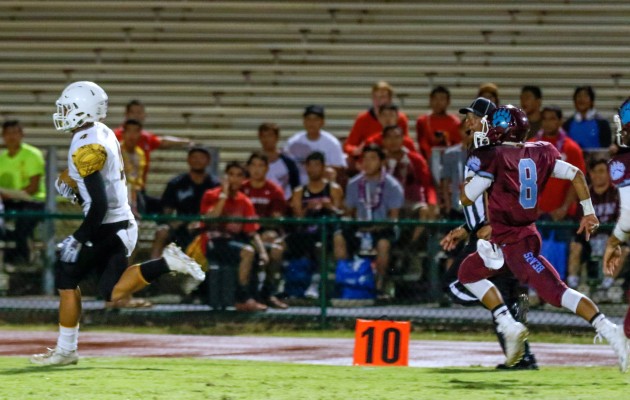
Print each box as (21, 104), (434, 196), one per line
(466, 146), (498, 180)
(609, 152), (630, 188)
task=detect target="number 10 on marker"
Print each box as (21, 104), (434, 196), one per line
(353, 319), (410, 366)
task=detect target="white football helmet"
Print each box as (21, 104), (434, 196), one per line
(53, 81), (108, 131)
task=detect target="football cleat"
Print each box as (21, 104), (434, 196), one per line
(30, 347), (79, 366)
(594, 320), (629, 373)
(497, 321), (528, 367)
(162, 243), (206, 282)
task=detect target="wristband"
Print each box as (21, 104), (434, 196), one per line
(613, 225), (630, 242)
(580, 198), (595, 216)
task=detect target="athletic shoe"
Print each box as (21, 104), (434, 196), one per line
(497, 321), (528, 367)
(304, 283), (319, 299)
(30, 347), (79, 366)
(162, 243), (205, 282)
(496, 353), (538, 370)
(594, 320), (629, 373)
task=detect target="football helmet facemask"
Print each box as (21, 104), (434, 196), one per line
(473, 105), (530, 148)
(614, 98), (630, 148)
(53, 81), (108, 131)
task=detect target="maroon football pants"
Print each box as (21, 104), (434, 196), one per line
(458, 233), (568, 307)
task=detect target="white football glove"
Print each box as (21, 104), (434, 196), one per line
(55, 178), (78, 204)
(58, 235), (82, 263)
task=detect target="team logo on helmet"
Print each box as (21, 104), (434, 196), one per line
(492, 108), (512, 130)
(620, 99), (630, 126)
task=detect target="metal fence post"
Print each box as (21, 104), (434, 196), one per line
(43, 146), (57, 295)
(319, 218), (328, 329)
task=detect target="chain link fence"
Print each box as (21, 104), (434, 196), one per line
(0, 211), (627, 331)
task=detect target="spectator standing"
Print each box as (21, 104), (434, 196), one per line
(200, 161), (269, 312)
(335, 144), (404, 298)
(257, 122), (300, 200)
(151, 146), (218, 259)
(416, 86), (462, 160)
(365, 105), (417, 154)
(477, 82), (500, 105)
(520, 86), (543, 139)
(382, 125), (437, 244)
(119, 119), (146, 217)
(285, 105), (346, 184)
(114, 100), (192, 213)
(344, 81), (410, 159)
(0, 120), (46, 264)
(241, 152), (288, 309)
(563, 86), (612, 150)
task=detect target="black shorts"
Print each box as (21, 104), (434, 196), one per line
(56, 220), (130, 301)
(207, 235), (253, 267)
(339, 227), (396, 257)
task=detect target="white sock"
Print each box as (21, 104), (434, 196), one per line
(567, 275), (580, 289)
(591, 314), (607, 331)
(56, 324), (79, 353)
(493, 305), (516, 328)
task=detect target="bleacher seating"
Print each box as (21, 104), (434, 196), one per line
(0, 0), (628, 195)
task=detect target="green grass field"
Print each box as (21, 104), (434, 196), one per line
(1, 358), (628, 400)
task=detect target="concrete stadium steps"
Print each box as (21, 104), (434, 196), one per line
(0, 0), (628, 190)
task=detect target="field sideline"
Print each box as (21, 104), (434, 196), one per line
(1, 329), (629, 399)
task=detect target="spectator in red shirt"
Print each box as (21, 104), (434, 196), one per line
(478, 82), (500, 106)
(200, 161), (269, 312)
(382, 125), (438, 244)
(242, 152), (289, 309)
(416, 86), (462, 160)
(530, 106), (586, 219)
(365, 105), (417, 154)
(344, 81), (410, 159)
(113, 100), (192, 189)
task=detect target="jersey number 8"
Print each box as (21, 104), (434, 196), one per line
(518, 158), (537, 209)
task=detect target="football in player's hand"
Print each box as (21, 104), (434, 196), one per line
(58, 168), (78, 192)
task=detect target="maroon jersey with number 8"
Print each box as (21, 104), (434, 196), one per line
(466, 141), (561, 244)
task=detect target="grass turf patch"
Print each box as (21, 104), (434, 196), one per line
(1, 357), (628, 400)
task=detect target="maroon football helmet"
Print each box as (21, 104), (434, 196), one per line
(473, 105), (530, 148)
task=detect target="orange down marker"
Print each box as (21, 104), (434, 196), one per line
(353, 319), (410, 366)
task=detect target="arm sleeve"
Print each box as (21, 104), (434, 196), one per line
(551, 160), (579, 180)
(73, 171), (107, 243)
(463, 175), (492, 202)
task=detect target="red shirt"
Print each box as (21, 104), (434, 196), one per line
(200, 187), (259, 235)
(385, 150), (437, 205)
(114, 126), (162, 185)
(365, 133), (418, 154)
(528, 132), (586, 214)
(241, 180), (287, 217)
(416, 113), (462, 159)
(344, 108), (409, 155)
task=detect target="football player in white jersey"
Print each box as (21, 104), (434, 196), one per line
(30, 81), (206, 366)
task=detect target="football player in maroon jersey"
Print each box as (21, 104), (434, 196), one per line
(458, 105), (628, 371)
(603, 97), (630, 371)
